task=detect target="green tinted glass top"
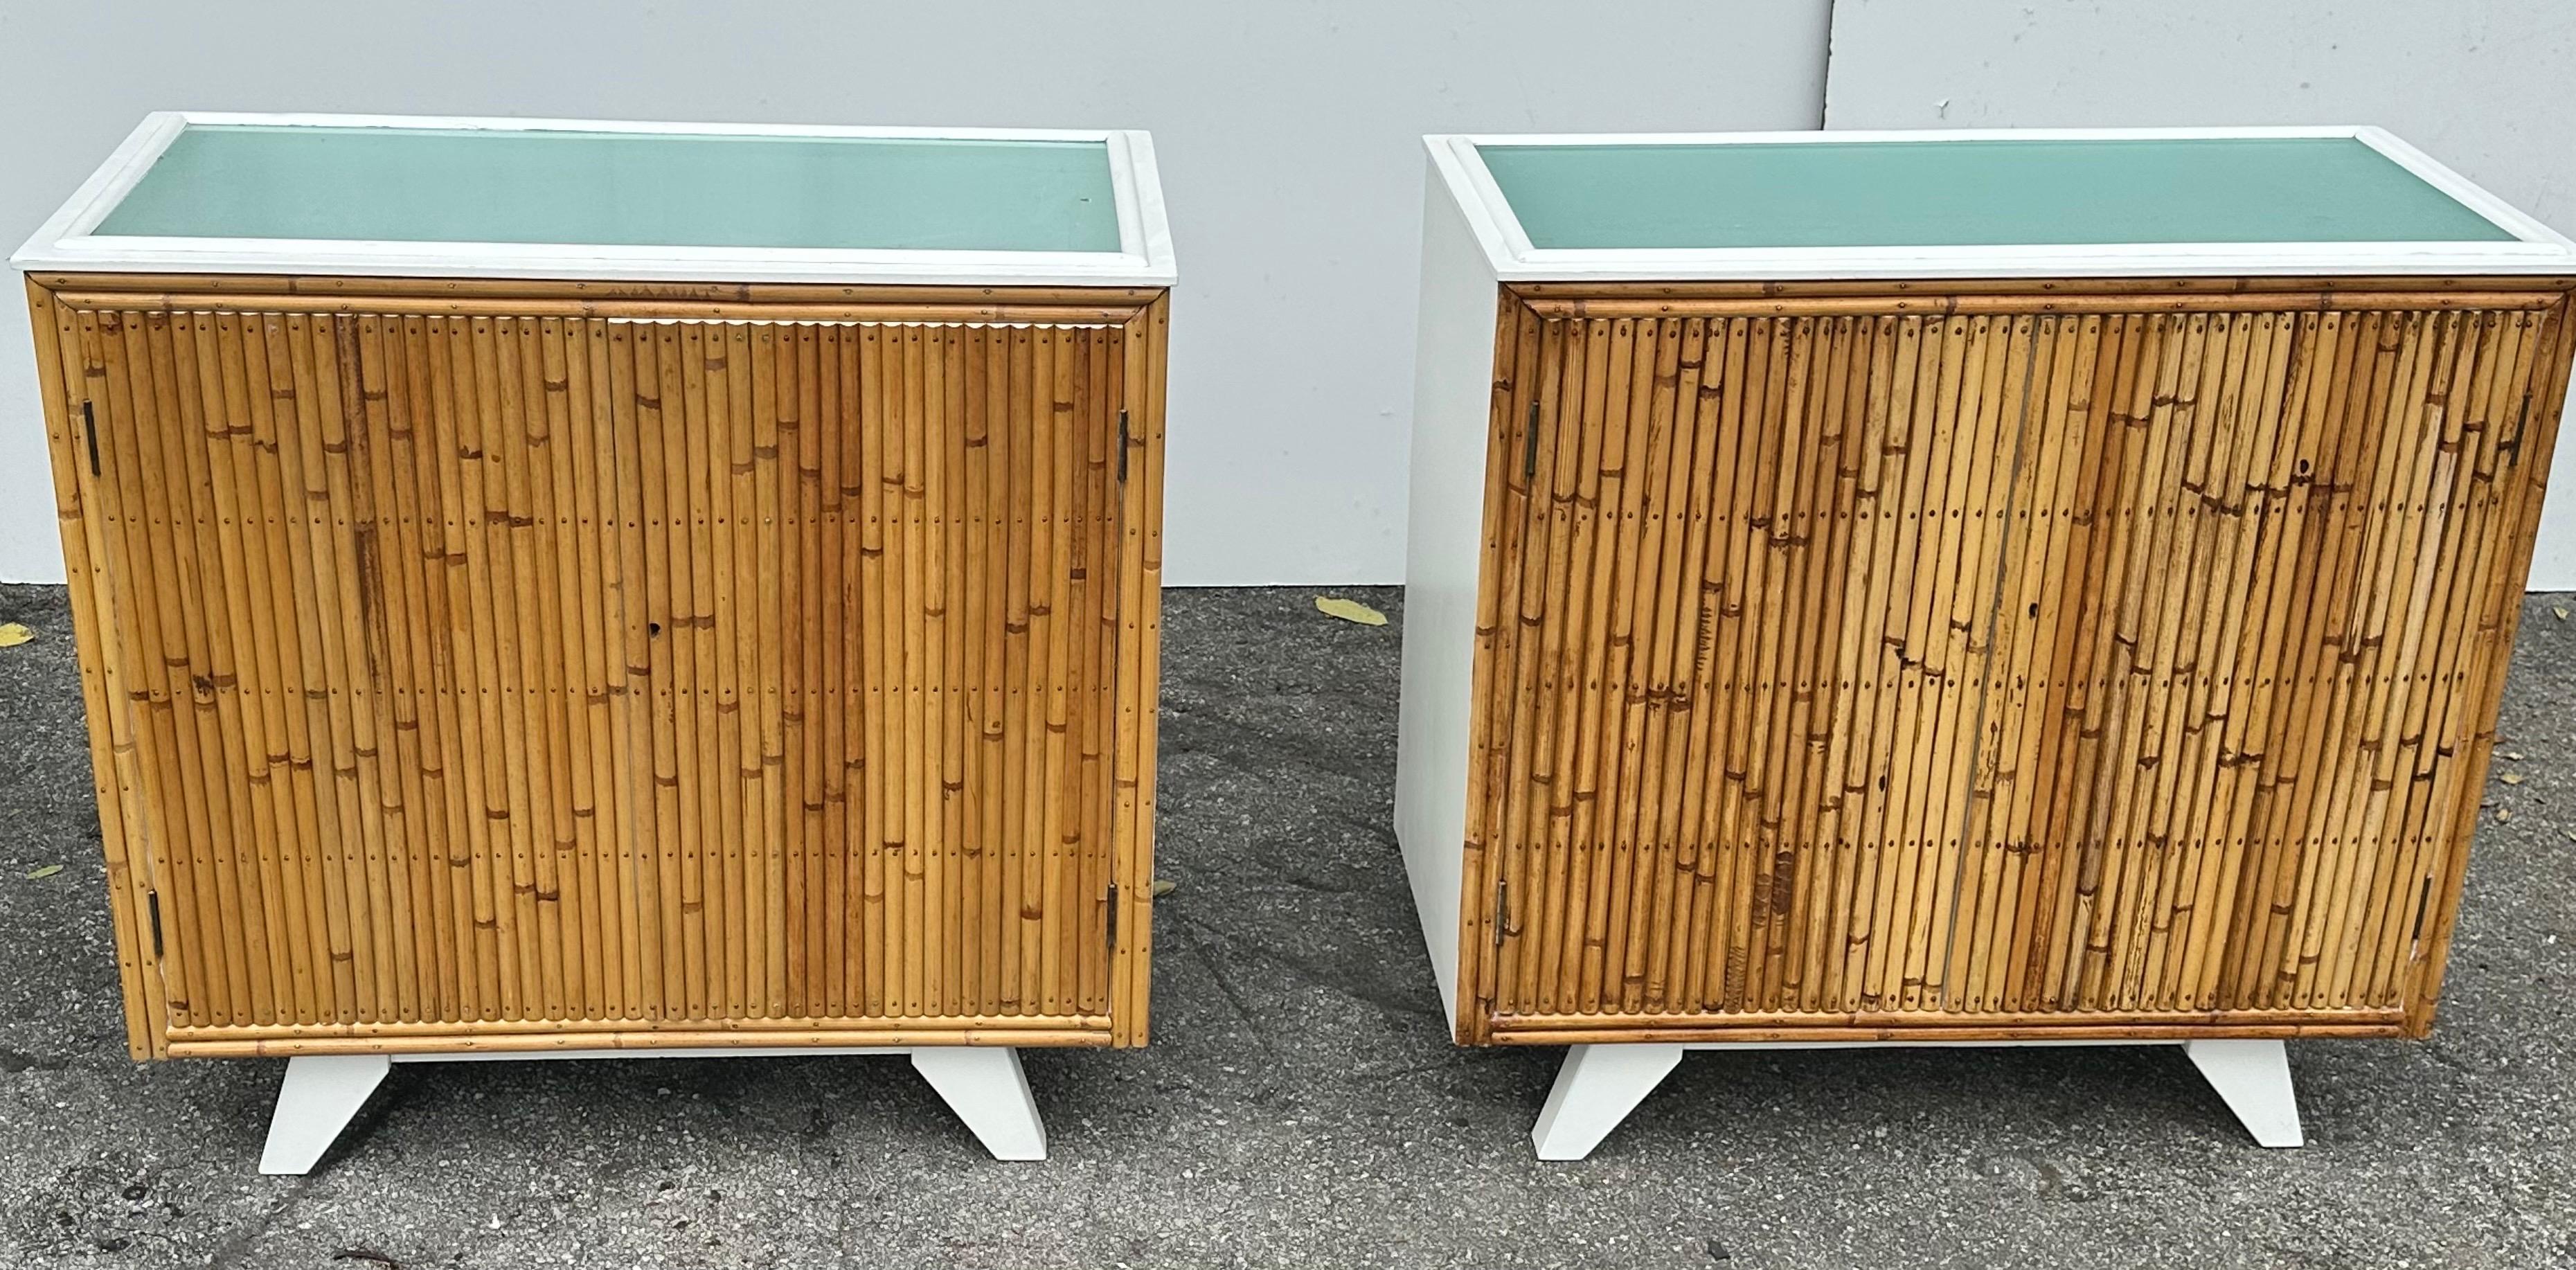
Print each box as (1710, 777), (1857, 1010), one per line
(94, 124), (1123, 253)
(1480, 136), (2514, 251)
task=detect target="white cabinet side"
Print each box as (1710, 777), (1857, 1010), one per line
(1394, 156), (1502, 1035)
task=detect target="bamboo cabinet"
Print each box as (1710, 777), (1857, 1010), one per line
(1397, 128), (2576, 1158)
(14, 113), (1175, 1169)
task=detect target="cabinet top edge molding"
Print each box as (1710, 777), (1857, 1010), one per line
(1426, 126), (2576, 283)
(15, 111), (1177, 287)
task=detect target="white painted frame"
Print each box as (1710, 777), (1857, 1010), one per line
(1394, 152), (1501, 1037)
(1428, 125), (2576, 281)
(11, 111), (1177, 287)
(257, 1046), (1047, 1174)
(1530, 1039), (2302, 1161)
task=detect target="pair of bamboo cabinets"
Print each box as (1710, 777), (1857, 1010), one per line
(16, 115), (2573, 1169)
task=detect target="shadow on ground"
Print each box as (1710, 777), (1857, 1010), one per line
(1, 584), (2572, 1269)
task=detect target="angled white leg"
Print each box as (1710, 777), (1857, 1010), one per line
(258, 1055), (392, 1175)
(251, 1046), (1048, 1171)
(1531, 1044), (1684, 1161)
(2183, 1038), (2303, 1147)
(909, 1047), (1046, 1161)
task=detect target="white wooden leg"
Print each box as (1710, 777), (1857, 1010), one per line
(258, 1055), (392, 1175)
(2183, 1039), (2304, 1148)
(1531, 1044), (1683, 1161)
(909, 1047), (1046, 1161)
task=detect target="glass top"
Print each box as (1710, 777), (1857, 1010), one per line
(1478, 136), (2517, 251)
(92, 124), (1125, 253)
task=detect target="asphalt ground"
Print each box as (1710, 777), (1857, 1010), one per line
(1, 583), (2571, 1268)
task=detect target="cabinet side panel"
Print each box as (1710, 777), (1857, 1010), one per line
(2406, 294), (2576, 1034)
(1109, 292), (1169, 1048)
(24, 280), (163, 1058)
(1395, 164), (1503, 1039)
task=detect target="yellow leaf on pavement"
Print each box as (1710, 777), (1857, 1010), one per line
(0, 623), (31, 648)
(25, 864), (62, 880)
(1314, 596), (1387, 627)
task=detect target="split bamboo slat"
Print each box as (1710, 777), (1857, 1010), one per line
(1456, 279), (2575, 1046)
(23, 276), (1170, 1058)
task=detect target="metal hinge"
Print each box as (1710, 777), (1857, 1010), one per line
(1493, 879), (1509, 946)
(82, 400), (100, 478)
(1521, 402), (1541, 480)
(146, 891), (163, 960)
(1117, 411), (1130, 483)
(1105, 881), (1120, 950)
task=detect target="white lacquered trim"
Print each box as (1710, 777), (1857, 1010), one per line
(12, 111), (1177, 287)
(1117, 129), (1178, 286)
(20, 111), (187, 258)
(1677, 1037), (2194, 1052)
(1529, 1038), (2305, 1159)
(1425, 134), (1529, 283)
(391, 1046), (908, 1063)
(254, 1046), (1048, 1172)
(2354, 125), (2575, 251)
(1427, 125), (2576, 281)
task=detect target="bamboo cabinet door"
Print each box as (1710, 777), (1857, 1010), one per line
(1465, 295), (2569, 1040)
(62, 299), (1139, 1051)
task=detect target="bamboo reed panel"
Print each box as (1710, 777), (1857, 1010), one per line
(1515, 293), (2564, 320)
(47, 293), (1145, 326)
(26, 279), (1166, 1055)
(1457, 281), (2573, 1044)
(169, 1026), (1112, 1059)
(1508, 277), (2576, 301)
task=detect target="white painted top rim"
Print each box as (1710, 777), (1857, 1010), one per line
(11, 111), (1179, 288)
(1425, 126), (2576, 282)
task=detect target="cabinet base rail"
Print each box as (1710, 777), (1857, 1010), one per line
(258, 1046), (1048, 1174)
(1530, 1037), (2302, 1161)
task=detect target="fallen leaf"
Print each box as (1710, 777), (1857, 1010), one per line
(1150, 878), (1177, 898)
(2557, 607), (2571, 621)
(2500, 773), (2525, 785)
(0, 623), (30, 648)
(25, 864), (62, 879)
(2503, 751), (2525, 761)
(1314, 596), (1387, 627)
(2563, 829), (2576, 843)
(2496, 807), (2514, 823)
